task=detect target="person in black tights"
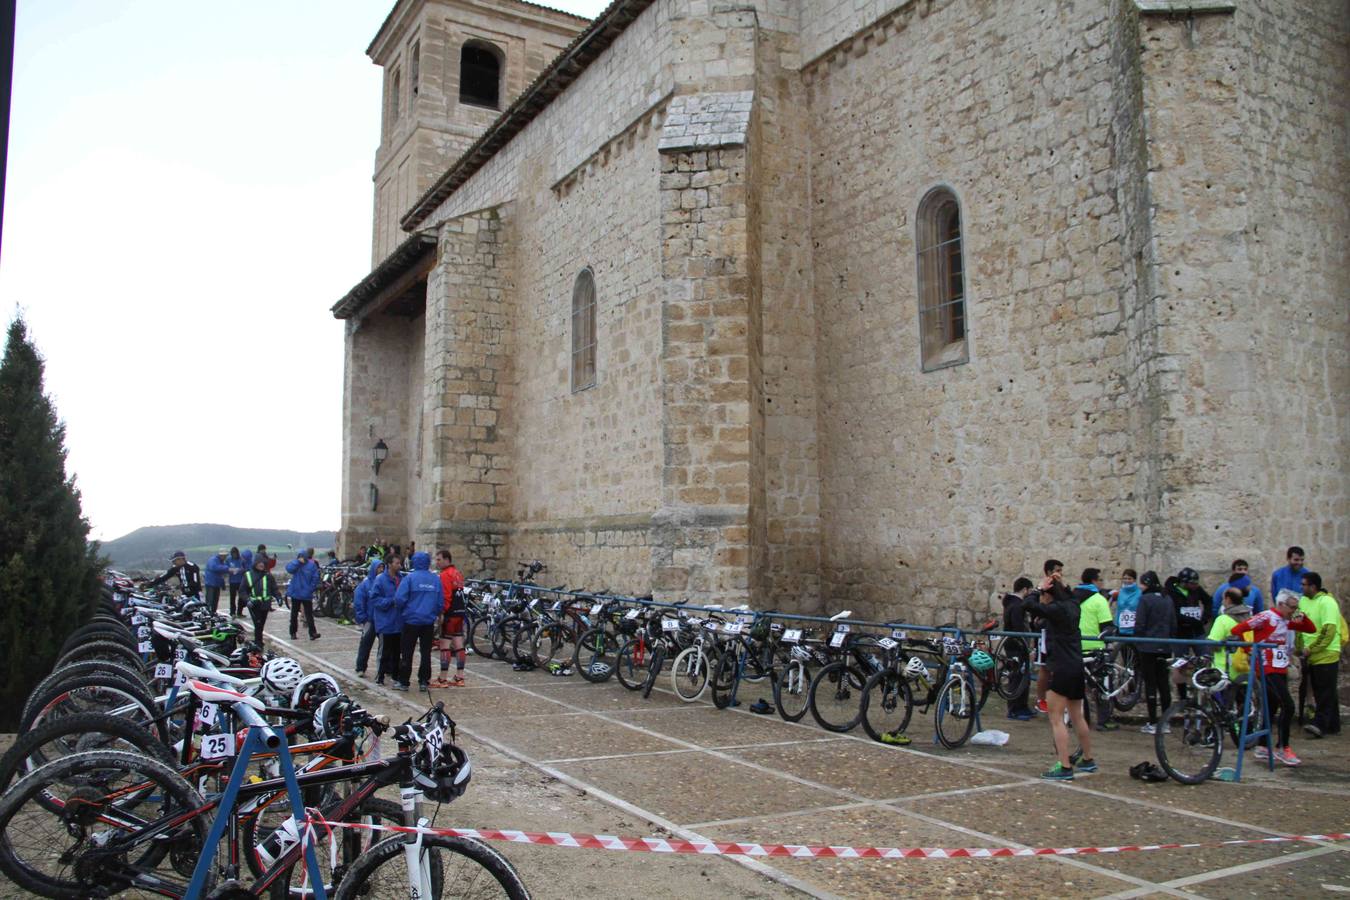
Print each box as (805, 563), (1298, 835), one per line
(1133, 570), (1176, 733)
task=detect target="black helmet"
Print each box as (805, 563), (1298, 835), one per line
(1177, 567), (1200, 584)
(1140, 570), (1161, 591)
(415, 741), (471, 804)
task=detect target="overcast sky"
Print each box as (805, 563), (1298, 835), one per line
(3, 0), (608, 541)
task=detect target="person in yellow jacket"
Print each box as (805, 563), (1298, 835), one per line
(1298, 572), (1342, 737)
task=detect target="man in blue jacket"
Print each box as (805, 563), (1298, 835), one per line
(203, 548), (230, 615)
(372, 554), (404, 685)
(353, 559), (383, 677)
(394, 551), (444, 692)
(285, 549), (322, 641)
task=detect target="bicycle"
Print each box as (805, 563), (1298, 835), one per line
(0, 686), (529, 898)
(1154, 654), (1264, 784)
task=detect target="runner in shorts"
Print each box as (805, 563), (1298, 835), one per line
(432, 549), (467, 687)
(1026, 567), (1096, 780)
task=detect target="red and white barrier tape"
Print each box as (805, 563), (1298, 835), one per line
(309, 818), (1349, 859)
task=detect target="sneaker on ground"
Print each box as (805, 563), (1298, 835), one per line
(450, 675), (466, 686)
(1279, 747), (1302, 766)
(1041, 763), (1074, 781)
(1096, 721), (1120, 732)
(880, 731), (912, 746)
(1036, 699), (1049, 714)
(1075, 757), (1099, 773)
(393, 683), (409, 692)
(1140, 723), (1157, 735)
(1252, 746), (1270, 761)
(1304, 723), (1324, 738)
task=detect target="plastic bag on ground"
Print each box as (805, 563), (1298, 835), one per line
(969, 729), (1009, 746)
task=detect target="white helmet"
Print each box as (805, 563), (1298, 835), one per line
(261, 657), (304, 693)
(904, 657), (928, 678)
(291, 672), (341, 711)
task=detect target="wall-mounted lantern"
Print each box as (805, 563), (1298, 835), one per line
(372, 439), (389, 476)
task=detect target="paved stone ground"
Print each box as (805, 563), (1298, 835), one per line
(267, 621), (1350, 899)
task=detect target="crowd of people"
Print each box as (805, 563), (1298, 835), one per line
(1002, 547), (1344, 779)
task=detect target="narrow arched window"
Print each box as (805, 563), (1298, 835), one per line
(915, 187), (969, 370)
(460, 41), (502, 109)
(571, 269), (597, 392)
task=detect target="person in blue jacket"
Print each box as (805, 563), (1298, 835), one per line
(284, 549), (322, 641)
(203, 548), (231, 616)
(394, 551), (444, 692)
(371, 554), (404, 685)
(353, 559), (384, 677)
(226, 547), (246, 616)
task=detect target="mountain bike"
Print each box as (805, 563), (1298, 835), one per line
(1155, 655), (1264, 784)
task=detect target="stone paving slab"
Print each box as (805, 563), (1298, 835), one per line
(725, 739), (1023, 801)
(468, 710), (689, 762)
(900, 783), (1305, 884)
(521, 679), (694, 711)
(608, 706), (812, 748)
(555, 751), (846, 825)
(444, 685), (575, 721)
(1193, 847), (1350, 897)
(699, 805), (1139, 898)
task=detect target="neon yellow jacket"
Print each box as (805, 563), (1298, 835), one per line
(1299, 591), (1343, 665)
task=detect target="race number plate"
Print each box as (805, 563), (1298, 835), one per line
(591, 603), (604, 615)
(723, 622), (743, 635)
(131, 614), (146, 625)
(781, 629), (802, 643)
(662, 618), (680, 632)
(196, 702), (219, 727)
(625, 609), (641, 620)
(425, 724), (445, 760)
(877, 637), (898, 650)
(829, 632), (846, 648)
(138, 641), (153, 653)
(891, 629), (907, 640)
(154, 663), (173, 680)
(200, 732), (236, 760)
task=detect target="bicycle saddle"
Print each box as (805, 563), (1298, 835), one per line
(176, 660), (250, 688)
(187, 679), (265, 710)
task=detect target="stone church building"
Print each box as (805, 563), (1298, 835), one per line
(333, 0), (1348, 624)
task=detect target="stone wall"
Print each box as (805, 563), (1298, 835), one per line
(807, 0), (1140, 625)
(1133, 1), (1350, 589)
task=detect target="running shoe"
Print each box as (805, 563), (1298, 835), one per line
(880, 731), (912, 746)
(450, 674), (466, 687)
(1075, 757), (1099, 773)
(430, 677), (452, 688)
(1036, 699), (1049, 714)
(1304, 723), (1324, 739)
(1095, 721), (1120, 732)
(1278, 747), (1302, 767)
(1041, 762), (1074, 781)
(1007, 710), (1035, 721)
(1252, 745), (1270, 761)
(1140, 723), (1157, 735)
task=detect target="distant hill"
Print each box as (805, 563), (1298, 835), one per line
(103, 524), (337, 572)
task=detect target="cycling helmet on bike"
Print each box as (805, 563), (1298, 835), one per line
(968, 650), (995, 673)
(261, 657), (304, 694)
(416, 741), (472, 803)
(291, 672), (341, 711)
(1191, 666), (1229, 693)
(904, 657), (928, 678)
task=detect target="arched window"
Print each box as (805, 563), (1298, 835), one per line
(571, 268), (597, 392)
(915, 187), (969, 370)
(459, 41), (502, 109)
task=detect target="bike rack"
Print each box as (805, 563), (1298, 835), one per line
(185, 702), (327, 900)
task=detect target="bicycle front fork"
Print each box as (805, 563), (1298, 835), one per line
(399, 784), (434, 896)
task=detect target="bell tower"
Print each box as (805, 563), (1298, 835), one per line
(367, 0), (586, 265)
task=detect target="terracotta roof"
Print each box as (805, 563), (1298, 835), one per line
(400, 0), (653, 231)
(331, 233), (439, 319)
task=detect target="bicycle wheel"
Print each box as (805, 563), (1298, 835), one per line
(614, 638), (647, 691)
(531, 623), (574, 669)
(0, 711), (176, 796)
(1111, 646), (1141, 711)
(641, 644), (667, 699)
(54, 639), (149, 675)
(58, 623), (136, 656)
(21, 674), (167, 745)
(491, 617), (523, 661)
(21, 660), (152, 729)
(249, 796), (401, 891)
(467, 615), (493, 658)
(859, 670), (914, 743)
(334, 833), (529, 900)
(511, 622), (538, 665)
(0, 749), (209, 898)
(808, 661), (866, 733)
(995, 638), (1029, 702)
(773, 657), (814, 722)
(573, 627), (617, 683)
(935, 675), (977, 749)
(710, 647), (739, 710)
(671, 646), (709, 702)
(1156, 700), (1222, 784)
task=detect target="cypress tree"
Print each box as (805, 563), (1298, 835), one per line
(0, 316), (103, 729)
